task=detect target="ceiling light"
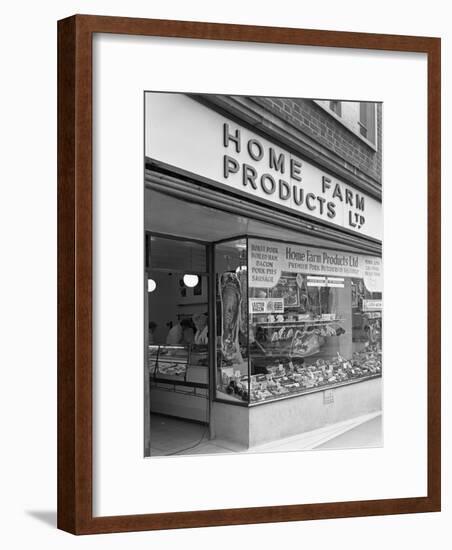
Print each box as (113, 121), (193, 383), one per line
(183, 274), (199, 288)
(147, 278), (156, 292)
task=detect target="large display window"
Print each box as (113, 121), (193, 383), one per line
(215, 237), (382, 405)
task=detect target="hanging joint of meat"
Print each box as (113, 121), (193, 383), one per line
(220, 272), (242, 361)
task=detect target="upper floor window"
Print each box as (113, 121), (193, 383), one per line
(315, 100), (378, 150)
(358, 102), (376, 144)
(329, 100), (342, 116)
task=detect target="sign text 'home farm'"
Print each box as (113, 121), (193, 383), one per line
(222, 123), (366, 231)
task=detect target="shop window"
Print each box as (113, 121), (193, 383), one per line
(214, 237), (382, 405)
(215, 238), (249, 403)
(247, 238), (382, 403)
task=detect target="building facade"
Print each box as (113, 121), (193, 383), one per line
(144, 93), (382, 456)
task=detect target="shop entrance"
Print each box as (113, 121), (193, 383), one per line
(147, 235), (211, 426)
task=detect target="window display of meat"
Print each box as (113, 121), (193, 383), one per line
(249, 347), (382, 402)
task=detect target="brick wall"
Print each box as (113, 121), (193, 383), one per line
(251, 96), (382, 186)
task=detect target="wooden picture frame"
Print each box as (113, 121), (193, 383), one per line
(58, 14), (441, 535)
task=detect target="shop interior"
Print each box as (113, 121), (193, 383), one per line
(145, 188), (382, 456)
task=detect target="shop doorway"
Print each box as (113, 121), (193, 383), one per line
(146, 235), (211, 432)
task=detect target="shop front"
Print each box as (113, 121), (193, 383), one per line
(144, 93), (382, 455)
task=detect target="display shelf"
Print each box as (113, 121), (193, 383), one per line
(252, 319), (345, 328)
(247, 373), (381, 406)
(148, 357), (188, 364)
(152, 377), (209, 390)
(149, 344), (209, 389)
(250, 351), (316, 358)
(248, 348), (382, 404)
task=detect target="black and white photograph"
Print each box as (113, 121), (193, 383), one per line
(144, 92), (382, 457)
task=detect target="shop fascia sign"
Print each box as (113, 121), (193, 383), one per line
(145, 94), (382, 240)
(222, 123), (367, 233)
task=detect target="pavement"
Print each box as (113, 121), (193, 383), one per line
(149, 411), (383, 457)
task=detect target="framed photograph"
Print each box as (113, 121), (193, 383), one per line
(58, 15), (441, 534)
